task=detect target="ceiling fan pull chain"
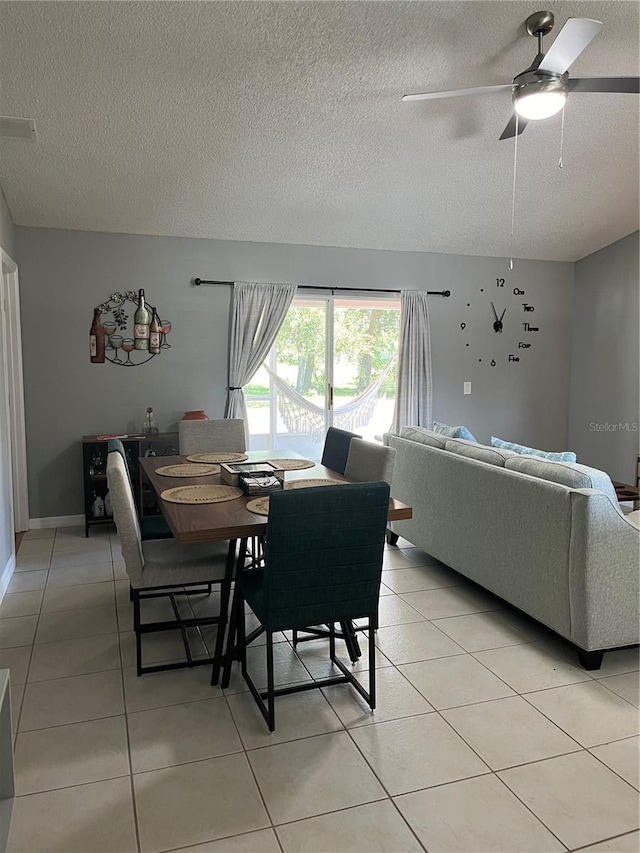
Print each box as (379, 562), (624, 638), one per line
(558, 104), (566, 169)
(509, 113), (519, 270)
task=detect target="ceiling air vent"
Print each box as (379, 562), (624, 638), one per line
(0, 117), (37, 140)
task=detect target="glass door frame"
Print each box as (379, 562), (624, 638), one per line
(246, 291), (399, 453)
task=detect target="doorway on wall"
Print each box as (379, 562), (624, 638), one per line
(245, 294), (400, 457)
(1, 249), (28, 539)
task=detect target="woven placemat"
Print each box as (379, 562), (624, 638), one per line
(155, 463), (220, 478)
(245, 497), (271, 516)
(266, 458), (315, 471)
(186, 452), (249, 464)
(286, 478), (344, 490)
(161, 485), (243, 504)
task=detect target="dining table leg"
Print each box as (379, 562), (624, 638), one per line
(219, 538), (249, 689)
(211, 539), (238, 686)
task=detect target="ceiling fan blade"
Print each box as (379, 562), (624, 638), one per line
(538, 18), (602, 75)
(499, 114), (529, 141)
(569, 77), (640, 94)
(402, 84), (511, 102)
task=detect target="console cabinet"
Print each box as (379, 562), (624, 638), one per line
(82, 433), (178, 536)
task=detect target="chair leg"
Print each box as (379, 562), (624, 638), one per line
(292, 629), (298, 647)
(132, 589), (143, 677)
(266, 631), (275, 732)
(329, 620), (336, 661)
(368, 621), (376, 710)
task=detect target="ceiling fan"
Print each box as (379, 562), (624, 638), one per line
(402, 10), (640, 140)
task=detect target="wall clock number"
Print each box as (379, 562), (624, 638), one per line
(523, 323), (539, 332)
(460, 322), (466, 330)
(509, 354), (520, 362)
(514, 287), (525, 295)
(491, 359), (496, 366)
(496, 278), (505, 287)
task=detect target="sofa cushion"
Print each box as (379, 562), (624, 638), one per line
(400, 425), (448, 450)
(433, 421), (477, 442)
(444, 438), (519, 467)
(491, 436), (577, 463)
(505, 456), (618, 503)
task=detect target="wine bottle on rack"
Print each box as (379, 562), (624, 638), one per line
(90, 308), (105, 363)
(149, 309), (161, 354)
(134, 289), (150, 350)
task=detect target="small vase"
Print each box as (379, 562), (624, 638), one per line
(182, 410), (209, 420)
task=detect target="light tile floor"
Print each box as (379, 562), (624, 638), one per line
(1, 526), (638, 853)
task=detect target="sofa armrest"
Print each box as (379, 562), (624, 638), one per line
(568, 489), (640, 650)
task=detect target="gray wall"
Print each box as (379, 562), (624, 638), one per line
(568, 232), (639, 483)
(16, 226), (574, 519)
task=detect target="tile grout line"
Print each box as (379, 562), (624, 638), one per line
(570, 829), (640, 852)
(112, 555), (143, 853)
(220, 682), (284, 850)
(11, 531), (52, 742)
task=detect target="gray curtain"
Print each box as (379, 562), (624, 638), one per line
(226, 281), (297, 437)
(391, 290), (433, 432)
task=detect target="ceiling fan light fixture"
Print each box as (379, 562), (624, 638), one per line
(514, 89), (567, 120)
(512, 72), (568, 121)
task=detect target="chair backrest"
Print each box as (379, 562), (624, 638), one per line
(321, 427), (359, 475)
(260, 481), (390, 630)
(345, 438), (396, 486)
(106, 452), (144, 587)
(107, 438), (133, 490)
(178, 419), (247, 455)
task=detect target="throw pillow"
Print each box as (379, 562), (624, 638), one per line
(433, 421), (477, 442)
(491, 436), (577, 463)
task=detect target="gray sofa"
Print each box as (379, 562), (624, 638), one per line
(384, 427), (640, 669)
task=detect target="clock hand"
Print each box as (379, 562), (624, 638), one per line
(499, 308), (507, 322)
(491, 301), (499, 321)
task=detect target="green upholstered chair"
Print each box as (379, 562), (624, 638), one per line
(178, 419), (246, 455)
(293, 437), (396, 659)
(223, 481), (390, 731)
(107, 451), (235, 680)
(107, 439), (173, 540)
(321, 427), (359, 475)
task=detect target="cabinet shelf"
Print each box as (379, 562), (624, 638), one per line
(82, 433), (178, 537)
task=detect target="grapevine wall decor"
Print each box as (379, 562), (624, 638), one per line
(89, 290), (172, 366)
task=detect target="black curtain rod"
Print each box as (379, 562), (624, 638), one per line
(193, 278), (450, 297)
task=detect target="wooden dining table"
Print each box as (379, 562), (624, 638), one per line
(139, 450), (412, 676)
(139, 449), (412, 542)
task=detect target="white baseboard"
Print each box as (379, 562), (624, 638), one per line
(29, 514), (85, 530)
(0, 553), (16, 603)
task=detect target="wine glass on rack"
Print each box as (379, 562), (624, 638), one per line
(122, 338), (135, 366)
(103, 320), (116, 350)
(159, 320), (172, 348)
(110, 334), (124, 364)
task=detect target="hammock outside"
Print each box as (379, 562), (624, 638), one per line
(262, 355), (397, 440)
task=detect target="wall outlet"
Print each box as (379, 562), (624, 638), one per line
(464, 381), (471, 395)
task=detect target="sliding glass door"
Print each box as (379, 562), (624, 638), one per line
(245, 294), (400, 458)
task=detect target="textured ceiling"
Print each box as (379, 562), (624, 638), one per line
(0, 1), (638, 261)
